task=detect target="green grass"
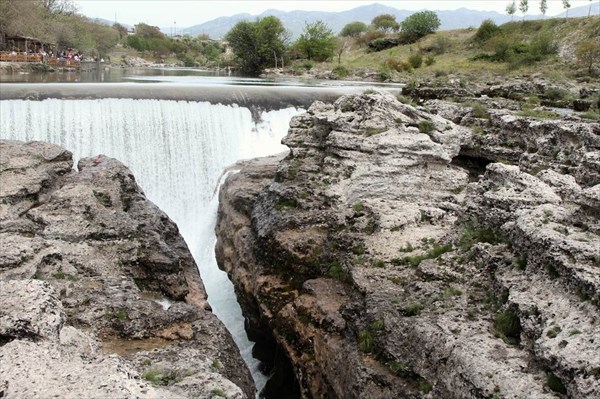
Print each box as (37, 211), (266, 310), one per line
(398, 244), (452, 268)
(358, 330), (374, 353)
(402, 303), (424, 316)
(418, 120), (435, 134)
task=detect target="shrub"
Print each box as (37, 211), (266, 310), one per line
(356, 29), (385, 47)
(494, 310), (522, 345)
(575, 39), (600, 74)
(400, 11), (441, 43)
(378, 65), (393, 82)
(418, 120), (435, 133)
(473, 19), (500, 43)
(332, 65), (349, 78)
(340, 21), (368, 37)
(358, 330), (374, 352)
(301, 61), (314, 70)
(431, 34), (451, 54)
(546, 373), (567, 394)
(402, 303), (424, 316)
(425, 55), (436, 66)
(408, 52), (423, 69)
(465, 102), (490, 119)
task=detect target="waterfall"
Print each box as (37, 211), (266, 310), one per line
(0, 98), (302, 394)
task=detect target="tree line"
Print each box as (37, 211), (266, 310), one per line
(226, 11), (441, 76)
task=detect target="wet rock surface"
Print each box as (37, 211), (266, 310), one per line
(216, 92), (599, 398)
(0, 140), (253, 399)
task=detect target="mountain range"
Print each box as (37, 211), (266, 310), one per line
(167, 2), (599, 39)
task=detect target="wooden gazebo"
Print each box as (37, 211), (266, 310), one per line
(0, 34), (54, 63)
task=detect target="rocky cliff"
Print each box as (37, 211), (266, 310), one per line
(0, 140), (253, 398)
(215, 92), (599, 398)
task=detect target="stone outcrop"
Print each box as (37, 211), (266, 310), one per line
(216, 92), (599, 398)
(0, 140), (253, 399)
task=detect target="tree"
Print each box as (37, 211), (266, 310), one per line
(113, 23), (128, 40)
(340, 21), (368, 37)
(134, 23), (165, 40)
(225, 16), (287, 75)
(540, 0), (548, 17)
(371, 14), (399, 33)
(575, 39), (600, 74)
(295, 20), (336, 62)
(519, 0), (529, 20)
(563, 0), (571, 18)
(335, 36), (352, 64)
(400, 11), (440, 42)
(506, 1), (517, 20)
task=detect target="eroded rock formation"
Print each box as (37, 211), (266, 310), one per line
(215, 92), (599, 398)
(0, 140), (253, 399)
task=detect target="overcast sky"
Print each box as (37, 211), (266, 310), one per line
(74, 0), (595, 27)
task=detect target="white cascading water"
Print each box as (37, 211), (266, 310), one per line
(0, 98), (302, 394)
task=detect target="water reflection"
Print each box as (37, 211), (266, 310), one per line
(0, 66), (402, 89)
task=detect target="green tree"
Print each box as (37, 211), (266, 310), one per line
(295, 20), (336, 61)
(113, 23), (128, 40)
(225, 16), (287, 75)
(400, 11), (441, 42)
(340, 21), (368, 37)
(540, 0), (548, 17)
(575, 39), (600, 74)
(519, 0), (529, 20)
(562, 0), (571, 18)
(134, 23), (165, 40)
(371, 14), (399, 33)
(506, 1), (517, 20)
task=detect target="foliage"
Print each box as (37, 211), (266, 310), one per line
(358, 330), (374, 353)
(355, 29), (385, 47)
(371, 14), (399, 33)
(418, 120), (435, 133)
(494, 310), (522, 345)
(519, 0), (529, 18)
(458, 224), (503, 251)
(575, 39), (600, 74)
(506, 1), (517, 19)
(540, 0), (548, 16)
(340, 21), (368, 37)
(400, 11), (441, 43)
(473, 19), (500, 43)
(408, 52), (423, 68)
(546, 373), (567, 394)
(295, 20), (336, 62)
(335, 36), (352, 64)
(0, 0), (120, 57)
(225, 16), (287, 76)
(332, 65), (349, 78)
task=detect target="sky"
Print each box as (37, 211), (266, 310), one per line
(74, 0), (596, 27)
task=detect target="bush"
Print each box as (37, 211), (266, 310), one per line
(494, 310), (522, 345)
(368, 37), (400, 52)
(408, 52), (423, 68)
(332, 65), (349, 78)
(356, 29), (385, 47)
(340, 21), (368, 37)
(425, 55), (436, 66)
(473, 19), (500, 43)
(575, 39), (600, 74)
(418, 120), (435, 133)
(384, 58), (413, 72)
(378, 65), (393, 81)
(431, 34), (451, 55)
(400, 11), (441, 43)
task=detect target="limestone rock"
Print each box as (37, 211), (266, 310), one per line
(0, 140), (253, 399)
(216, 91), (599, 398)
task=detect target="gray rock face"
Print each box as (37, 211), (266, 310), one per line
(0, 140), (252, 399)
(216, 92), (599, 398)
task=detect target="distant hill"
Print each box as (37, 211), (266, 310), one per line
(156, 2), (599, 39)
